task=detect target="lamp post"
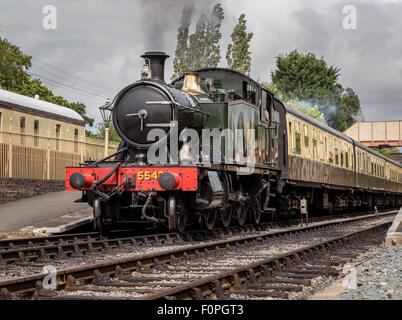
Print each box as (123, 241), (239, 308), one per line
(99, 100), (112, 157)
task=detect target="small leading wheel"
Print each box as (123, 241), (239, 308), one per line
(248, 196), (261, 225)
(204, 209), (217, 230)
(168, 194), (187, 233)
(93, 198), (110, 235)
(234, 204), (247, 226)
(220, 206), (232, 228)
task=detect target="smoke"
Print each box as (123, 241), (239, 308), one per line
(180, 4), (195, 30)
(210, 4), (224, 29)
(196, 13), (208, 31)
(320, 104), (337, 121)
(289, 99), (340, 126)
(138, 0), (219, 51)
(352, 111), (365, 123)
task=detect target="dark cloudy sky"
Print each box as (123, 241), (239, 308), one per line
(0, 0), (401, 126)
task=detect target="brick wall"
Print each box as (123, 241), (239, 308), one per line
(0, 178), (65, 205)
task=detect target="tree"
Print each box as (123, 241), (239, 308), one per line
(16, 78), (94, 127)
(0, 37), (31, 91)
(270, 50), (361, 131)
(94, 122), (120, 142)
(172, 3), (224, 80)
(340, 88), (361, 128)
(171, 4), (194, 80)
(292, 102), (327, 125)
(70, 102), (94, 127)
(271, 50), (340, 103)
(0, 36), (94, 127)
(204, 4), (224, 68)
(16, 78), (54, 100)
(371, 147), (400, 160)
(226, 14), (253, 75)
(187, 13), (209, 70)
(264, 82), (327, 124)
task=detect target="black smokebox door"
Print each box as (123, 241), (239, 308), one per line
(114, 85), (172, 145)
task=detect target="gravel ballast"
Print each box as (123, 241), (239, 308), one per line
(332, 244), (402, 300)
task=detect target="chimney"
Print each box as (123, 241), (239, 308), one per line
(141, 51), (169, 83)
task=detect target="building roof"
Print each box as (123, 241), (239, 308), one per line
(0, 88), (84, 122)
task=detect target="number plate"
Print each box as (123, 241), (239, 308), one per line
(137, 171), (164, 181)
(119, 167), (198, 191)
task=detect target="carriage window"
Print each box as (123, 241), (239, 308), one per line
(295, 132), (301, 155)
(328, 138), (333, 164)
(345, 151), (349, 168)
(335, 148), (339, 165)
(312, 138), (317, 159)
(363, 154), (367, 172)
(341, 152), (344, 167)
(311, 129), (317, 159)
(288, 121), (293, 149)
(304, 135), (310, 156)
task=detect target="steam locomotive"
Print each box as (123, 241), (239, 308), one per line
(65, 51), (402, 233)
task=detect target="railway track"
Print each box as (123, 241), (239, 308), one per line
(145, 222), (389, 300)
(0, 211), (395, 299)
(0, 209), (389, 251)
(0, 209), (394, 266)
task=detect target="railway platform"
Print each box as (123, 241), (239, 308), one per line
(385, 207), (402, 245)
(0, 191), (91, 235)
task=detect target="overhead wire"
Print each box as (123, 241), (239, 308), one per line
(31, 56), (117, 93)
(30, 64), (115, 98)
(27, 71), (111, 101)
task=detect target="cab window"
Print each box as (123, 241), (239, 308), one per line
(261, 90), (271, 122)
(243, 82), (256, 105)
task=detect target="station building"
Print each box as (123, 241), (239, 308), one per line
(0, 89), (117, 203)
(0, 88), (85, 153)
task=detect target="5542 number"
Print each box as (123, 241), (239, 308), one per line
(137, 171), (164, 181)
